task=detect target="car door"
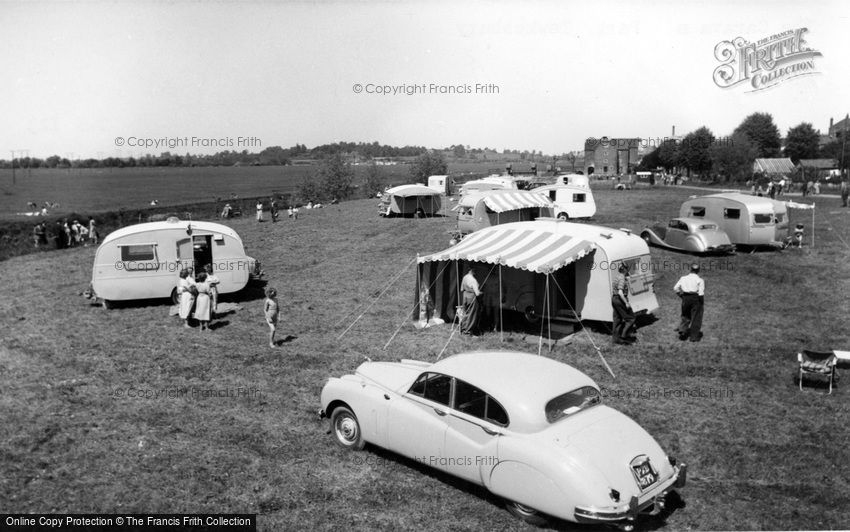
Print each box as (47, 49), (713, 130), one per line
(443, 379), (508, 484)
(665, 220), (687, 248)
(386, 372), (452, 467)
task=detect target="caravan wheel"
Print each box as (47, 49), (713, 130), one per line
(523, 306), (540, 324)
(101, 299), (113, 310)
(171, 287), (180, 306)
(557, 212), (569, 221)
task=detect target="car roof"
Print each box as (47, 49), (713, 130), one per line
(430, 351), (598, 432)
(674, 217), (717, 228)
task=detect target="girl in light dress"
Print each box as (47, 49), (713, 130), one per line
(204, 264), (220, 318)
(177, 268), (196, 328)
(193, 272), (212, 331)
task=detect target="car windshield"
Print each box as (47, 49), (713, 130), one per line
(545, 386), (601, 423)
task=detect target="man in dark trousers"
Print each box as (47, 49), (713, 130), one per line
(460, 267), (482, 335)
(611, 263), (636, 345)
(674, 263), (705, 342)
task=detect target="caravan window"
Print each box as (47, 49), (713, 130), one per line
(723, 208), (741, 219)
(572, 193), (586, 203)
(120, 244), (155, 261)
(753, 213), (773, 224)
(690, 206), (706, 217)
(549, 190), (557, 201)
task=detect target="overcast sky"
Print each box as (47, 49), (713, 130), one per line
(1, 0), (847, 158)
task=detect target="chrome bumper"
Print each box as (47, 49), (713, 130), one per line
(574, 463), (686, 527)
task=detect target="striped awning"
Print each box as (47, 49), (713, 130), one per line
(419, 226), (596, 273)
(480, 190), (553, 213)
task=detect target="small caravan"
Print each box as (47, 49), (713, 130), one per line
(531, 184), (597, 219)
(554, 173), (590, 188)
(427, 175), (453, 195)
(91, 218), (260, 308)
(379, 185), (442, 217)
(680, 192), (788, 246)
(417, 219), (659, 326)
(454, 189), (554, 236)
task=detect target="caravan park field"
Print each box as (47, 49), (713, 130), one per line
(1, 184), (849, 531)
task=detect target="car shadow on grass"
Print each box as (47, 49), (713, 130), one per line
(360, 444), (683, 531)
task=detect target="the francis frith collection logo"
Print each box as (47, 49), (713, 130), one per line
(713, 28), (822, 92)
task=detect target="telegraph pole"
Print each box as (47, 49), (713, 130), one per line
(10, 150), (15, 185)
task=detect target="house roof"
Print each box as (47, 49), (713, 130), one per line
(753, 158), (796, 174)
(797, 159), (838, 169)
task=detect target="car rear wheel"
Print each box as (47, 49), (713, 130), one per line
(505, 500), (548, 526)
(557, 212), (569, 221)
(330, 406), (365, 450)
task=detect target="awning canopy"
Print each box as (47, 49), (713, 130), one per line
(419, 225), (596, 274)
(386, 184), (440, 197)
(480, 190), (553, 213)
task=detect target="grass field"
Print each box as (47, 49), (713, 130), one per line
(1, 185), (849, 531)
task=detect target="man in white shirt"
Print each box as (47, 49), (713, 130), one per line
(673, 263), (705, 342)
(460, 267), (482, 335)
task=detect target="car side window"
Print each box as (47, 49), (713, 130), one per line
(409, 373), (452, 406)
(453, 379), (509, 426)
(724, 208), (741, 219)
(690, 206), (705, 217)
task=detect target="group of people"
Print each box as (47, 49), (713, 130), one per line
(611, 263), (705, 344)
(176, 265), (221, 331)
(34, 218), (97, 249)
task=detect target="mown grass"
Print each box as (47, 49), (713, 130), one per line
(1, 185), (849, 531)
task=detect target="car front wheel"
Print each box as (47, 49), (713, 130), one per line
(330, 406), (365, 450)
(505, 500), (548, 526)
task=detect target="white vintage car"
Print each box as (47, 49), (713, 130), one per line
(319, 351), (686, 529)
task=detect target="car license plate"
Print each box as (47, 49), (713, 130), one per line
(630, 456), (658, 490)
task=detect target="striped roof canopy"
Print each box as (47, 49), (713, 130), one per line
(461, 189), (554, 213)
(419, 224), (596, 274)
(753, 158), (796, 175)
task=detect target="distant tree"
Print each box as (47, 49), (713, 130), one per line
(709, 133), (758, 182)
(452, 144), (466, 158)
(363, 161), (384, 198)
(319, 152), (355, 200)
(296, 174), (322, 204)
(637, 148), (662, 171)
(733, 112), (781, 157)
(783, 122), (820, 164)
(819, 138), (850, 174)
(658, 140), (681, 172)
(409, 151), (447, 183)
(680, 126), (715, 178)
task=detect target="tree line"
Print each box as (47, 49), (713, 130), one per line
(638, 112), (849, 182)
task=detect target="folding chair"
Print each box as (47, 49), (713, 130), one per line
(797, 350), (837, 394)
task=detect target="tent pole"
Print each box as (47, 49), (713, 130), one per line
(547, 272), (552, 351)
(812, 203), (815, 248)
(499, 263), (504, 343)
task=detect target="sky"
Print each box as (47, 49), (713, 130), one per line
(1, 0), (848, 159)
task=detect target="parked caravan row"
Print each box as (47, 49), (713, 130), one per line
(417, 219), (658, 325)
(680, 192), (788, 247)
(91, 218), (260, 308)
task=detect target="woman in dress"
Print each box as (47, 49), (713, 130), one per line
(177, 268), (196, 328)
(203, 264), (220, 319)
(193, 272), (212, 331)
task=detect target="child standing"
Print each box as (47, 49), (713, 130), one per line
(256, 200), (263, 222)
(193, 272), (212, 331)
(264, 287), (279, 348)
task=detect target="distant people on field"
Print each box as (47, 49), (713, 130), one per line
(88, 217), (98, 245)
(33, 223), (46, 248)
(841, 180), (849, 207)
(288, 206), (294, 219)
(63, 220), (72, 247)
(801, 180), (808, 196)
(221, 203), (233, 219)
(264, 287), (280, 348)
(256, 200), (263, 222)
(813, 180), (821, 195)
(193, 272), (212, 331)
(270, 197), (279, 222)
(150, 200), (158, 206)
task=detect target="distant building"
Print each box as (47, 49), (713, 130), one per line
(797, 159), (838, 181)
(828, 114), (850, 138)
(584, 137), (640, 176)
